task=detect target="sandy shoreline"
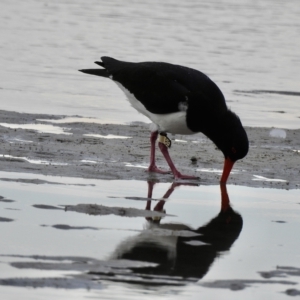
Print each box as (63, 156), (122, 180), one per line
(0, 110), (299, 189)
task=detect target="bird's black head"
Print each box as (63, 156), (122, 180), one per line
(199, 109), (248, 183)
(217, 110), (249, 162)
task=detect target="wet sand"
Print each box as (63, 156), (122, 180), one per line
(0, 110), (299, 189)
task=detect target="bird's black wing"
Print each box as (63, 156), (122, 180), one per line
(100, 57), (227, 115)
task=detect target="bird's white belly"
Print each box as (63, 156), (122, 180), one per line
(150, 111), (193, 135)
(115, 82), (194, 135)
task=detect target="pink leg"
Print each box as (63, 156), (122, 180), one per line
(145, 181), (155, 211)
(145, 181), (161, 221)
(153, 182), (198, 211)
(147, 131), (170, 174)
(158, 142), (199, 180)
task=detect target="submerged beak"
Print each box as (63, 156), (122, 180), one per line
(220, 158), (235, 183)
(220, 183), (230, 211)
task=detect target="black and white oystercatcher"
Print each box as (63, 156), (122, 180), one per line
(79, 57), (248, 183)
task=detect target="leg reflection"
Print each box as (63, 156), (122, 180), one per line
(112, 182), (243, 283)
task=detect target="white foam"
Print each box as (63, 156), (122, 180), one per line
(252, 175), (287, 182)
(125, 163), (147, 169)
(197, 168), (239, 175)
(37, 117), (110, 124)
(80, 160), (97, 164)
(0, 123), (72, 135)
(0, 154), (68, 166)
(84, 134), (131, 139)
(8, 138), (33, 143)
(197, 168), (222, 173)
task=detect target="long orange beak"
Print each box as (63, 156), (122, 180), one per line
(220, 158), (235, 183)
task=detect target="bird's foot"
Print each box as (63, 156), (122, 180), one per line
(148, 165), (171, 174)
(173, 171), (199, 181)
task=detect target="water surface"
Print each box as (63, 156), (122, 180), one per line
(0, 172), (299, 299)
(0, 0), (299, 128)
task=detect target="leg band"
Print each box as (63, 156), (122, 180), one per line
(158, 132), (172, 148)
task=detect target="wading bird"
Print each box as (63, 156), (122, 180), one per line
(80, 57), (248, 183)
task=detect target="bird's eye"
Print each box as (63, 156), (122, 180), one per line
(231, 147), (237, 154)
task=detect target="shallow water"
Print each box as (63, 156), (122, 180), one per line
(1, 0), (300, 129)
(0, 171), (299, 299)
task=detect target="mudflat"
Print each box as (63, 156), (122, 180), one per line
(0, 110), (299, 189)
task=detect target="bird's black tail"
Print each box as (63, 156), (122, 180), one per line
(79, 68), (109, 78)
(79, 57), (126, 77)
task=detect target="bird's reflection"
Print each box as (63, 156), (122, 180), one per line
(110, 182), (243, 283)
